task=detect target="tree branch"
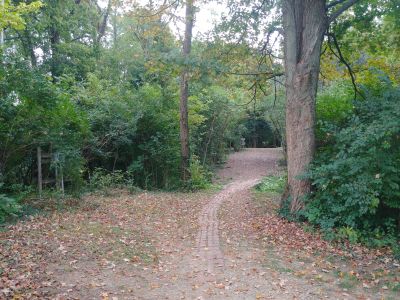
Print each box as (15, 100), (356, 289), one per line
(327, 32), (364, 100)
(226, 71), (284, 77)
(328, 0), (359, 23)
(97, 0), (112, 43)
(136, 0), (179, 18)
(326, 0), (347, 9)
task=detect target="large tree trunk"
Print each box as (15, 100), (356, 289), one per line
(283, 0), (327, 212)
(179, 0), (194, 181)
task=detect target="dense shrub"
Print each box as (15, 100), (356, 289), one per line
(256, 175), (286, 194)
(0, 190), (21, 223)
(0, 63), (88, 192)
(187, 155), (212, 190)
(315, 80), (354, 148)
(304, 83), (400, 245)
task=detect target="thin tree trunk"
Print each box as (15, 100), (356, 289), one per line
(112, 1), (119, 47)
(97, 0), (112, 44)
(203, 113), (216, 166)
(179, 0), (194, 181)
(216, 113), (231, 162)
(50, 23), (60, 81)
(283, 0), (327, 212)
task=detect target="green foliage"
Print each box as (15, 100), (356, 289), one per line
(316, 81), (354, 126)
(187, 155), (212, 190)
(314, 81), (355, 150)
(190, 85), (248, 166)
(304, 82), (400, 246)
(0, 186), (21, 223)
(0, 0), (281, 206)
(242, 119), (276, 147)
(256, 175), (286, 194)
(88, 168), (142, 196)
(89, 168), (126, 193)
(0, 183), (33, 223)
(313, 3), (400, 249)
(0, 0), (43, 31)
(0, 61), (88, 192)
(337, 227), (359, 244)
(74, 73), (139, 163)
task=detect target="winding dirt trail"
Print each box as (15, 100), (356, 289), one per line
(196, 148), (280, 276)
(196, 180), (262, 275)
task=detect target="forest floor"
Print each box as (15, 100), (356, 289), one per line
(1, 148), (399, 299)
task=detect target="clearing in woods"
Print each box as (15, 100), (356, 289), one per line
(0, 148), (398, 299)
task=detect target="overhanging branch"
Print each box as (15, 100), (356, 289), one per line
(328, 0), (359, 23)
(226, 71), (284, 77)
(326, 0), (347, 9)
(327, 32), (364, 100)
(136, 0), (179, 18)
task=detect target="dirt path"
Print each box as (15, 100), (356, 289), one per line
(196, 148), (280, 276)
(196, 181), (259, 275)
(1, 148), (398, 299)
(119, 148), (284, 299)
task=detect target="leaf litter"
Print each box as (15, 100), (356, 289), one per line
(0, 148), (398, 299)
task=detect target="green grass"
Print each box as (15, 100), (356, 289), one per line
(336, 271), (359, 289)
(251, 174), (287, 214)
(255, 175), (286, 195)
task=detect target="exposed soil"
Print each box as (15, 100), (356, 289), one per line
(1, 148), (399, 299)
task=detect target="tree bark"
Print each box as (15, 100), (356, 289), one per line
(50, 23), (60, 81)
(179, 0), (194, 181)
(112, 1), (119, 47)
(97, 0), (112, 44)
(283, 0), (327, 212)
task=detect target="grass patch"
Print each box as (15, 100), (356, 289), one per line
(336, 271), (359, 289)
(255, 175), (286, 195)
(252, 175), (286, 213)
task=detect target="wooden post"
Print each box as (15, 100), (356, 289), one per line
(37, 146), (42, 199)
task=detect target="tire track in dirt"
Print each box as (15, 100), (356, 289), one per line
(196, 180), (258, 274)
(195, 148), (281, 276)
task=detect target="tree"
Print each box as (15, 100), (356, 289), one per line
(283, 0), (326, 213)
(0, 1), (42, 31)
(282, 0), (359, 212)
(0, 0), (42, 46)
(179, 0), (195, 181)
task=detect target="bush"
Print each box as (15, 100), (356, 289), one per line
(256, 175), (286, 194)
(315, 80), (354, 147)
(0, 184), (21, 223)
(187, 155), (212, 190)
(89, 168), (126, 193)
(304, 83), (400, 246)
(316, 80), (354, 126)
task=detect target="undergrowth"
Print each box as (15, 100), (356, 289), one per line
(255, 175), (286, 195)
